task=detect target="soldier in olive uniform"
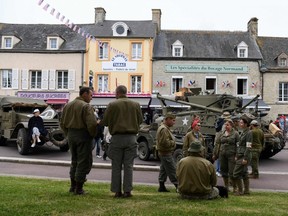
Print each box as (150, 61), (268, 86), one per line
(183, 120), (205, 157)
(101, 85), (142, 198)
(156, 113), (178, 192)
(213, 119), (239, 193)
(233, 114), (254, 195)
(249, 120), (264, 179)
(177, 140), (219, 200)
(60, 87), (98, 195)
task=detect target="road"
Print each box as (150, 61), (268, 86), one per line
(0, 142), (288, 191)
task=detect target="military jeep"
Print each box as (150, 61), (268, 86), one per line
(0, 96), (68, 155)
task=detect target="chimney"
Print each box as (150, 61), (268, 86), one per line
(95, 7), (106, 24)
(152, 9), (161, 33)
(248, 17), (258, 37)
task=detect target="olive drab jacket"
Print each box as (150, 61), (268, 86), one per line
(60, 97), (98, 138)
(213, 129), (239, 158)
(156, 123), (176, 154)
(101, 96), (143, 135)
(251, 128), (264, 150)
(183, 131), (205, 157)
(236, 128), (252, 161)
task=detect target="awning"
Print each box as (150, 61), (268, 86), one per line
(149, 97), (189, 108)
(242, 99), (271, 111)
(91, 97), (150, 108)
(46, 99), (68, 104)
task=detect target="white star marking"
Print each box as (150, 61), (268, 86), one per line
(182, 117), (189, 125)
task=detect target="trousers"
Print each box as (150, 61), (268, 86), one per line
(108, 134), (137, 193)
(68, 129), (93, 182)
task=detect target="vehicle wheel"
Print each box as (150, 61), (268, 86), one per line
(60, 144), (69, 152)
(138, 141), (150, 161)
(49, 129), (68, 147)
(0, 136), (7, 146)
(173, 148), (183, 163)
(17, 128), (30, 155)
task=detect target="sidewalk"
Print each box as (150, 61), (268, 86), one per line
(0, 156), (160, 172)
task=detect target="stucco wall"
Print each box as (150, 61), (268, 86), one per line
(0, 53), (84, 100)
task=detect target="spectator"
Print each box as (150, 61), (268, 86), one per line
(233, 113), (254, 195)
(101, 85), (142, 198)
(249, 120), (264, 179)
(183, 119), (206, 157)
(177, 140), (219, 200)
(28, 109), (47, 147)
(213, 119), (239, 193)
(102, 126), (111, 161)
(156, 112), (178, 192)
(60, 87), (98, 195)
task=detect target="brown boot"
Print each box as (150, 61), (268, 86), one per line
(69, 178), (76, 193)
(231, 178), (238, 193)
(234, 179), (243, 196)
(75, 181), (86, 195)
(223, 177), (230, 191)
(243, 177), (250, 195)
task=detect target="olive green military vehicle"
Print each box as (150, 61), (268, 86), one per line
(0, 96), (68, 155)
(137, 90), (286, 161)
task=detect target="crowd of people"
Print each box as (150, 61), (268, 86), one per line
(55, 85), (264, 200)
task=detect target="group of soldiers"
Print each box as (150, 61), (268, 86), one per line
(155, 111), (264, 199)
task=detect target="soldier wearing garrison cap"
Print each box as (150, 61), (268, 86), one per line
(156, 112), (178, 192)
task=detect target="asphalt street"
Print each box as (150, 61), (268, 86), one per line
(0, 142), (288, 191)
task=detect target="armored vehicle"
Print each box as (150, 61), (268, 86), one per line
(137, 90), (285, 161)
(0, 96), (68, 155)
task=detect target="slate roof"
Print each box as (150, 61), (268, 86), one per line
(257, 36), (288, 68)
(0, 20), (156, 53)
(0, 23), (86, 52)
(153, 30), (263, 60)
(85, 20), (156, 38)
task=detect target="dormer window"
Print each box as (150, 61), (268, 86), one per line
(1, 35), (20, 49)
(47, 36), (64, 50)
(172, 40), (183, 57)
(112, 22), (129, 37)
(280, 58), (287, 67)
(237, 41), (248, 58)
(276, 53), (288, 67)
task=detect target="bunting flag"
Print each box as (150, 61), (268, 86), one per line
(222, 81), (231, 88)
(188, 80), (195, 86)
(251, 82), (257, 88)
(37, 0), (129, 57)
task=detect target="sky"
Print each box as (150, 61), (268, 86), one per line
(1, 0), (288, 37)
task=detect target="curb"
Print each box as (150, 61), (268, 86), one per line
(0, 157), (160, 172)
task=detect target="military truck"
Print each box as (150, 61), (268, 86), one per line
(0, 96), (68, 155)
(136, 90), (286, 161)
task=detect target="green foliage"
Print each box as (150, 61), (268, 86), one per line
(0, 176), (288, 216)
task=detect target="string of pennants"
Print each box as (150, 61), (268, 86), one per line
(37, 0), (128, 57)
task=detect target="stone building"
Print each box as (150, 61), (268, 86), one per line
(0, 23), (86, 107)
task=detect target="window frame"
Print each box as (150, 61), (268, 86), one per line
(98, 42), (109, 60)
(278, 82), (288, 102)
(279, 58), (287, 67)
(1, 69), (12, 89)
(131, 42), (142, 60)
(97, 74), (109, 93)
(171, 76), (183, 95)
(3, 37), (13, 49)
(47, 37), (58, 50)
(57, 70), (68, 89)
(130, 75), (142, 93)
(236, 77), (248, 96)
(205, 76), (217, 93)
(30, 70), (42, 89)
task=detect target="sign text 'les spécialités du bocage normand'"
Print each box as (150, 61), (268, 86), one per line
(165, 65), (249, 73)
